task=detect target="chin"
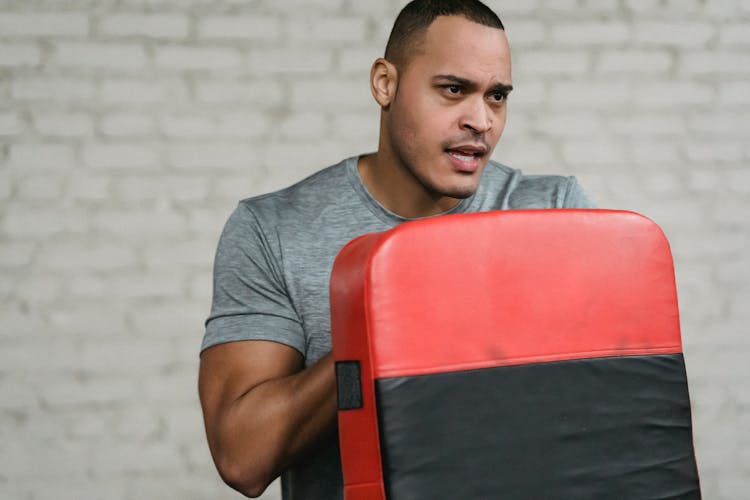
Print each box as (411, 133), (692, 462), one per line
(441, 184), (479, 199)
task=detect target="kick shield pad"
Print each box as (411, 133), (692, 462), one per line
(330, 209), (701, 500)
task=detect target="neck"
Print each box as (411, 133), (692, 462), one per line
(357, 149), (461, 219)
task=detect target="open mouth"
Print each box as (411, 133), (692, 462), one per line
(445, 145), (487, 173)
(447, 150), (481, 162)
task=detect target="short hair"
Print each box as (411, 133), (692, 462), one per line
(384, 0), (505, 69)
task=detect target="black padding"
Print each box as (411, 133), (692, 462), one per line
(336, 361), (363, 410)
(375, 354), (701, 500)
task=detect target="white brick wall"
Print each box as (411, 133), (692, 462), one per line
(0, 1), (747, 499)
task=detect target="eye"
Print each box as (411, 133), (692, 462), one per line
(441, 84), (463, 97)
(489, 92), (507, 103)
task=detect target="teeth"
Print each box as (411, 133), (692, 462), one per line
(449, 152), (474, 162)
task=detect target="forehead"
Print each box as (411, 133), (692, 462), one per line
(410, 15), (511, 83)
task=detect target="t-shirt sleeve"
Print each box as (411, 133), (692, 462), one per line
(201, 202), (305, 354)
(562, 176), (597, 208)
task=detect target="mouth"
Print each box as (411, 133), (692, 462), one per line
(445, 144), (487, 173)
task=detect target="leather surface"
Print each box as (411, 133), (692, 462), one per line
(329, 210), (698, 500)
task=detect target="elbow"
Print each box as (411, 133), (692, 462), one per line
(216, 455), (275, 498)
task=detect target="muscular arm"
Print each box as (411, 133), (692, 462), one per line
(199, 340), (337, 498)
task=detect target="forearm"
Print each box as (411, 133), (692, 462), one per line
(213, 352), (337, 496)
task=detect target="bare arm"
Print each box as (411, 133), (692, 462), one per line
(198, 340), (337, 498)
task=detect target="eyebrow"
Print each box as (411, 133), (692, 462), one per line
(433, 74), (514, 94)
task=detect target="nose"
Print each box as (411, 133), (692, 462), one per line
(459, 97), (492, 135)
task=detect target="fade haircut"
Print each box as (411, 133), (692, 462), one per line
(384, 0), (505, 69)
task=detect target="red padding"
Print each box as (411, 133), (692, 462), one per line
(329, 209), (683, 499)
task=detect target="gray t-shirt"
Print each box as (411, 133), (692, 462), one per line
(203, 155), (595, 500)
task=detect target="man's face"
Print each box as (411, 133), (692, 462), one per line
(384, 15), (512, 201)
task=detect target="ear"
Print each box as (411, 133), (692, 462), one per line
(370, 58), (398, 108)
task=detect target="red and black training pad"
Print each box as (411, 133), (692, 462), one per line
(330, 209), (701, 500)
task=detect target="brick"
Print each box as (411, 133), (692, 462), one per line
(45, 304), (130, 338)
(331, 112), (379, 140)
(11, 76), (96, 101)
(80, 337), (179, 374)
(0, 380), (37, 410)
(265, 0), (347, 14)
(153, 46), (243, 71)
(638, 82), (714, 108)
(0, 43), (41, 67)
(505, 20), (546, 47)
(159, 111), (267, 139)
(291, 78), (371, 110)
(99, 13), (189, 39)
(198, 16), (281, 40)
(83, 143), (159, 169)
(40, 376), (138, 407)
(687, 169), (723, 193)
(632, 142), (681, 164)
(279, 112), (328, 139)
(92, 209), (188, 238)
(0, 110), (22, 136)
(548, 81), (630, 108)
(634, 21), (715, 46)
(2, 206), (88, 238)
(112, 408), (162, 440)
(718, 82), (750, 104)
(597, 49), (673, 74)
(67, 174), (110, 201)
(167, 143), (257, 170)
(213, 174), (263, 201)
(688, 111), (749, 136)
(13, 274), (63, 305)
(514, 50), (590, 75)
(491, 138), (557, 169)
(551, 22), (631, 45)
(194, 79), (284, 107)
(286, 17), (367, 43)
(248, 48), (334, 74)
(533, 112), (602, 137)
(142, 370), (200, 404)
(609, 113), (685, 136)
(8, 143), (77, 170)
(17, 175), (67, 201)
(130, 301), (208, 337)
(338, 47), (381, 74)
(54, 42), (147, 69)
(100, 111), (156, 137)
(0, 12), (89, 37)
(188, 208), (233, 234)
(0, 241), (35, 268)
(143, 239), (216, 269)
(113, 175), (209, 203)
(715, 199), (750, 225)
(643, 171), (683, 195)
(37, 241), (137, 271)
(32, 111), (94, 137)
(99, 78), (189, 104)
(681, 51), (750, 76)
(685, 141), (744, 163)
(561, 138), (628, 167)
(188, 270), (212, 302)
(485, 0), (540, 14)
(726, 169), (750, 195)
(720, 23), (750, 45)
(0, 172), (10, 201)
(505, 80), (545, 106)
(260, 141), (346, 184)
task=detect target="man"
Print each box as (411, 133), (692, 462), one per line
(199, 1), (595, 499)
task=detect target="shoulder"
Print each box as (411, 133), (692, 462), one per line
(479, 160), (596, 209)
(236, 158), (354, 224)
